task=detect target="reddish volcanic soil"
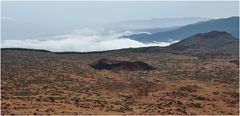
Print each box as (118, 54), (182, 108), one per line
(1, 49), (239, 115)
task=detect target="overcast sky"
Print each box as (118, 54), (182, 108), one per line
(2, 1), (239, 27)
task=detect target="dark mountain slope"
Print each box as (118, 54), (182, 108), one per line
(169, 31), (239, 55)
(127, 17), (239, 43)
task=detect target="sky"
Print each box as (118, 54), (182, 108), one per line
(1, 1), (239, 51)
(2, 1), (239, 26)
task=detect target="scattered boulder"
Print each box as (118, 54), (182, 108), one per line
(230, 60), (239, 66)
(178, 85), (199, 93)
(90, 58), (155, 71)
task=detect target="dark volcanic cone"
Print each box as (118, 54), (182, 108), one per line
(90, 58), (155, 71)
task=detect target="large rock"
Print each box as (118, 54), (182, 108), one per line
(89, 58), (155, 71)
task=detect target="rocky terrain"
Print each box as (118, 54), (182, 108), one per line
(1, 31), (239, 115)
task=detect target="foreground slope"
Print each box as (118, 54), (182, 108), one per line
(1, 31), (239, 115)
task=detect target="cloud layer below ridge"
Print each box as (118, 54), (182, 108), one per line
(1, 28), (178, 52)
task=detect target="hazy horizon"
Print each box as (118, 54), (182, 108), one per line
(1, 1), (239, 51)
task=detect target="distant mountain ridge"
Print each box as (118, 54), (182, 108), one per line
(136, 26), (181, 33)
(105, 17), (209, 32)
(126, 17), (239, 43)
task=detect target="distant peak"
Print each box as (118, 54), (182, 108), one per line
(193, 31), (235, 39)
(229, 16), (239, 19)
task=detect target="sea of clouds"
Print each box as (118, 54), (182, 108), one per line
(1, 28), (178, 52)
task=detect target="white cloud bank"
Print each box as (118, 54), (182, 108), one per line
(2, 28), (178, 52)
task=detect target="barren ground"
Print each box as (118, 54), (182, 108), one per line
(1, 49), (239, 115)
